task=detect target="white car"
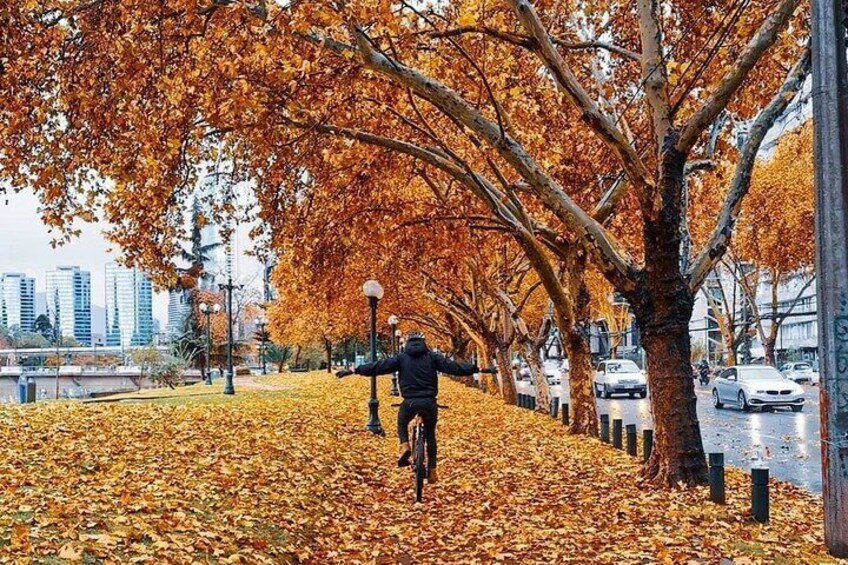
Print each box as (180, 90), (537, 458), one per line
(543, 358), (565, 385)
(712, 365), (806, 412)
(594, 359), (647, 399)
(781, 362), (820, 385)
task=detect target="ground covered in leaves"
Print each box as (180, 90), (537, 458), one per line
(0, 373), (839, 564)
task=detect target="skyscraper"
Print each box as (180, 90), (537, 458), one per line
(105, 263), (154, 347)
(0, 273), (35, 332)
(46, 266), (91, 345)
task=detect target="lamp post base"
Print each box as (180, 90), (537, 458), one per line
(389, 376), (400, 397)
(365, 398), (384, 435)
(223, 372), (235, 395)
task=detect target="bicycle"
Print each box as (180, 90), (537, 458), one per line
(392, 402), (447, 503)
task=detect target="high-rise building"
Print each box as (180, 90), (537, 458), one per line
(166, 288), (192, 339)
(0, 273), (35, 332)
(105, 263), (154, 347)
(46, 266), (91, 345)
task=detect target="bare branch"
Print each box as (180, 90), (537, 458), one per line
(637, 0), (672, 148)
(676, 0), (801, 153)
(688, 44), (811, 292)
(507, 0), (655, 201)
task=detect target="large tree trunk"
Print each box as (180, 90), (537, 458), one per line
(562, 325), (597, 436)
(632, 147), (707, 486)
(494, 347), (516, 404)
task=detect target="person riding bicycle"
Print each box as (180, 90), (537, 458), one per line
(336, 330), (495, 484)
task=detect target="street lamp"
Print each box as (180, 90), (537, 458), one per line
(218, 276), (242, 395)
(388, 314), (400, 396)
(363, 279), (385, 435)
(254, 316), (268, 375)
(199, 302), (221, 385)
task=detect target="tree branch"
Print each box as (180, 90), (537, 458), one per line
(637, 0), (672, 148)
(687, 44), (811, 292)
(676, 0), (801, 153)
(507, 0), (655, 202)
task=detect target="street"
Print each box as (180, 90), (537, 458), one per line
(549, 381), (823, 492)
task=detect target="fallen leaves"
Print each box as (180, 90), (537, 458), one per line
(0, 373), (839, 564)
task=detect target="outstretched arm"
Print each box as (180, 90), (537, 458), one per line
(352, 355), (401, 377)
(433, 354), (480, 377)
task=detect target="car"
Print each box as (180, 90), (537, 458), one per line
(781, 361), (820, 385)
(543, 358), (565, 385)
(712, 365), (805, 412)
(593, 359), (647, 399)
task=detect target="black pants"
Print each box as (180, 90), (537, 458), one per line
(397, 397), (438, 469)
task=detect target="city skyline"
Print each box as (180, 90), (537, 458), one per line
(0, 190), (265, 327)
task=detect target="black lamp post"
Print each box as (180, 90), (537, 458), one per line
(363, 279), (385, 435)
(218, 276), (242, 395)
(199, 301), (221, 385)
(254, 316), (268, 375)
(388, 314), (400, 396)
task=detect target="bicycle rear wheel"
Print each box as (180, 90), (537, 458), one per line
(414, 423), (426, 503)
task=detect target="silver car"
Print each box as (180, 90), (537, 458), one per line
(781, 361), (820, 385)
(712, 365), (805, 412)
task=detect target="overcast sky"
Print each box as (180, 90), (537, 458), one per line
(0, 190), (264, 329)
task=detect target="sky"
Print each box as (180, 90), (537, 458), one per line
(0, 190), (264, 331)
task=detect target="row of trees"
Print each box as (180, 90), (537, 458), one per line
(2, 0), (811, 486)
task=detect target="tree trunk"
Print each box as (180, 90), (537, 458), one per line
(522, 342), (550, 414)
(294, 344), (302, 366)
(763, 337), (777, 366)
(494, 347), (516, 404)
(324, 339), (332, 373)
(478, 341), (498, 395)
(562, 325), (597, 436)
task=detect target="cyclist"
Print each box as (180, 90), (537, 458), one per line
(337, 330), (496, 484)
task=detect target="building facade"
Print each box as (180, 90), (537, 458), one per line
(166, 288), (192, 339)
(105, 263), (154, 347)
(46, 266), (92, 345)
(0, 273), (35, 332)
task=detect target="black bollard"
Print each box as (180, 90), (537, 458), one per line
(600, 414), (610, 443)
(643, 430), (653, 462)
(612, 419), (623, 449)
(551, 398), (559, 419)
(709, 453), (726, 505)
(626, 424), (637, 456)
(562, 403), (570, 426)
(530, 395), (536, 410)
(751, 466), (769, 523)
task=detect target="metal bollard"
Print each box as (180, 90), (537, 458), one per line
(551, 397), (559, 419)
(612, 419), (623, 449)
(751, 466), (769, 523)
(599, 414), (610, 443)
(626, 424), (637, 456)
(709, 453), (726, 505)
(562, 403), (570, 426)
(530, 395), (536, 410)
(643, 430), (654, 462)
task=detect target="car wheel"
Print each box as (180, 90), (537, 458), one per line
(712, 389), (724, 409)
(639, 390), (647, 399)
(603, 385), (612, 399)
(792, 405), (804, 413)
(738, 390), (750, 412)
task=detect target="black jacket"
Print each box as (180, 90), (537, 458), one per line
(354, 337), (478, 399)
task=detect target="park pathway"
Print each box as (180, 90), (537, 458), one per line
(0, 373), (836, 564)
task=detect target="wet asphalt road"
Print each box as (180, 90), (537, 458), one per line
(547, 381), (823, 492)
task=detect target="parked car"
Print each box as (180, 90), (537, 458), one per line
(712, 365), (805, 412)
(593, 359), (647, 399)
(781, 361), (820, 385)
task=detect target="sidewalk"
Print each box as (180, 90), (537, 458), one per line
(0, 373), (837, 563)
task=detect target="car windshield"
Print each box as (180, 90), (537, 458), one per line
(606, 361), (640, 374)
(794, 364), (812, 372)
(740, 367), (784, 381)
